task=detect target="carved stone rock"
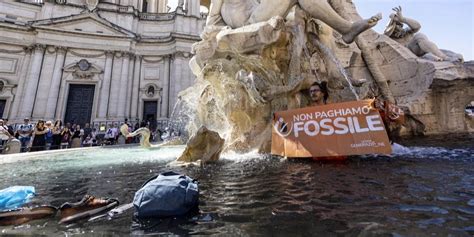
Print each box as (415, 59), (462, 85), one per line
(176, 126), (225, 164)
(177, 0), (473, 155)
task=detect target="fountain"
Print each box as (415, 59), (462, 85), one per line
(0, 135), (473, 235)
(1, 1), (473, 235)
(175, 0), (474, 154)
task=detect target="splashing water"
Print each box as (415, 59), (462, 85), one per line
(391, 143), (473, 161)
(168, 97), (190, 137)
(313, 39), (360, 100)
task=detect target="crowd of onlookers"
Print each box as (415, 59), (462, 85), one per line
(0, 117), (175, 154)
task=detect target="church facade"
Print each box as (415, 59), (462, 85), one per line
(0, 0), (206, 127)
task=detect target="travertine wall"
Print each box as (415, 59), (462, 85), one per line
(0, 0), (205, 124)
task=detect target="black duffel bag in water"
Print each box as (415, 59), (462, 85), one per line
(133, 171), (199, 218)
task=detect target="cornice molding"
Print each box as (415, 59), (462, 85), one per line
(142, 56), (164, 63)
(174, 51), (193, 59)
(69, 49), (105, 58)
(0, 48), (26, 54)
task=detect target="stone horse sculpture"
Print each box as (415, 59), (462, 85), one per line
(119, 124), (151, 148)
(169, 126), (225, 167)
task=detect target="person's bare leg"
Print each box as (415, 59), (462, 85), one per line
(410, 33), (448, 61)
(298, 0), (381, 43)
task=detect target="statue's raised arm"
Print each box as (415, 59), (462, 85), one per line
(385, 6), (421, 38)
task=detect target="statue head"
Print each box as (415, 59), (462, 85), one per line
(384, 14), (405, 38)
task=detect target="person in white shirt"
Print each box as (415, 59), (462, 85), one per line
(17, 118), (33, 152)
(104, 124), (116, 145)
(0, 119), (12, 152)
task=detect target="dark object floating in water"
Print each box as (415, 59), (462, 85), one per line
(0, 206), (57, 226)
(59, 195), (119, 224)
(133, 171), (199, 218)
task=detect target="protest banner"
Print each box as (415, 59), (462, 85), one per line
(271, 100), (392, 157)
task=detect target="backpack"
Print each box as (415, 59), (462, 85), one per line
(133, 171), (199, 218)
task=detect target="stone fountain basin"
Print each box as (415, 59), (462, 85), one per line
(0, 137), (473, 236)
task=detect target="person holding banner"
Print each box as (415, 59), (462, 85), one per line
(309, 81), (329, 106)
(271, 78), (393, 160)
(307, 82), (348, 161)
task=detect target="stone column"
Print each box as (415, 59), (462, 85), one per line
(147, 0), (158, 13)
(125, 54), (135, 118)
(97, 51), (114, 119)
(158, 0), (168, 13)
(130, 55), (141, 120)
(117, 52), (130, 119)
(160, 55), (171, 118)
(19, 44), (45, 118)
(108, 52), (123, 118)
(138, 0), (143, 11)
(45, 46), (67, 120)
(168, 54), (182, 116)
(186, 0), (200, 17)
(10, 46), (33, 120)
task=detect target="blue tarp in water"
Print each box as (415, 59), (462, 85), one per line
(0, 186), (35, 211)
(133, 172), (199, 218)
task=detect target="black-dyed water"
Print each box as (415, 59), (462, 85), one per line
(0, 135), (473, 236)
